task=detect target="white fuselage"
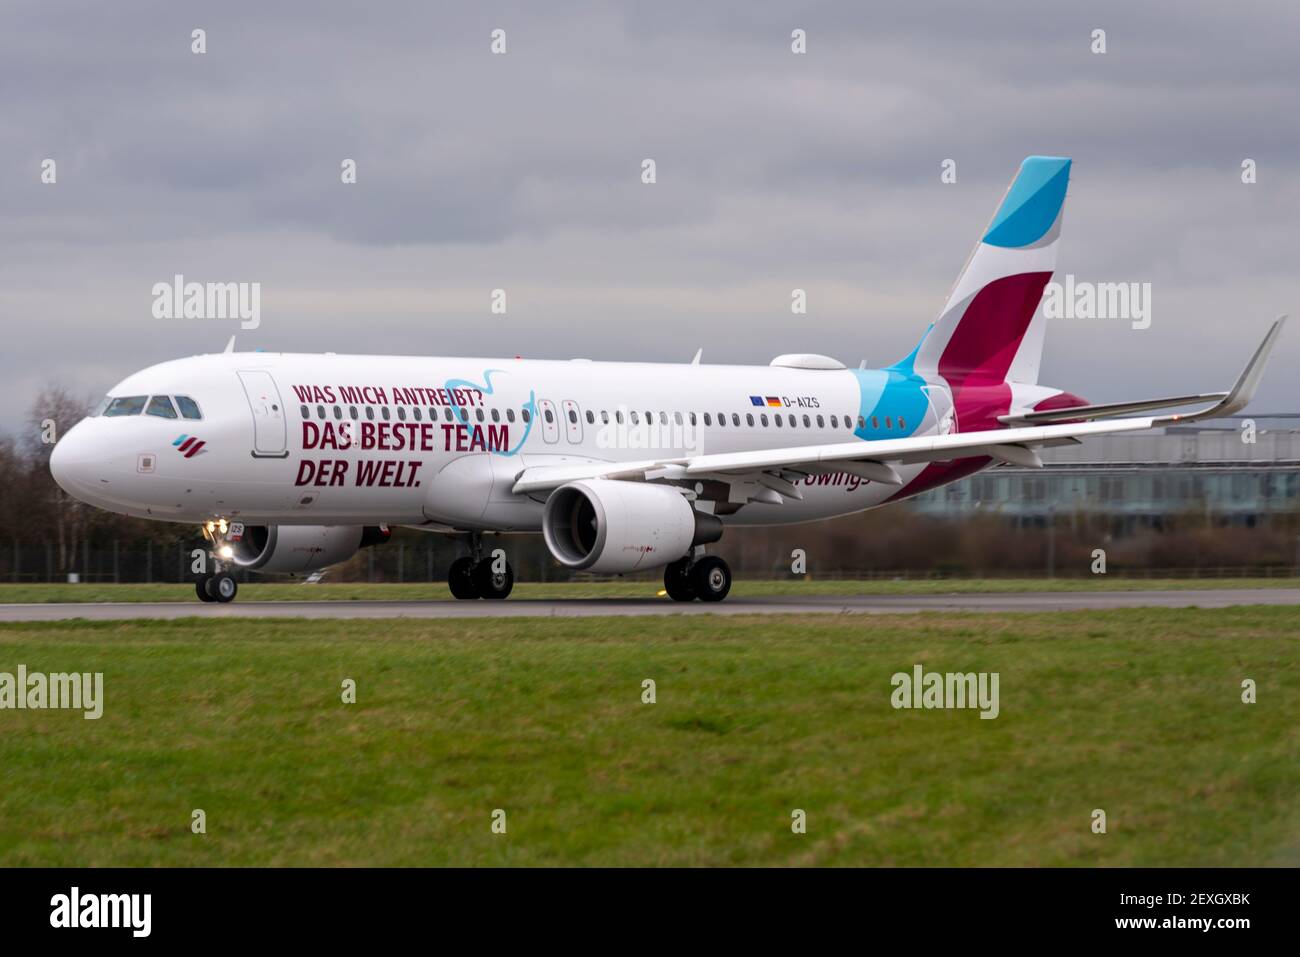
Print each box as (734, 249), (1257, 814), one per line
(50, 350), (996, 531)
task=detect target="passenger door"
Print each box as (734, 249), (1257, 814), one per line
(237, 370), (288, 457)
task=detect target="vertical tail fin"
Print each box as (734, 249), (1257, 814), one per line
(914, 156), (1070, 387)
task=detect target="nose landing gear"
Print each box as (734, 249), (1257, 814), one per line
(196, 572), (238, 603)
(195, 519), (239, 603)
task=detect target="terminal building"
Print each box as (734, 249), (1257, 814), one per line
(906, 416), (1300, 530)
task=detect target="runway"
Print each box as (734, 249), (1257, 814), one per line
(2, 588), (1298, 621)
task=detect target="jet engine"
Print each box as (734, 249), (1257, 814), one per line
(226, 524), (390, 574)
(542, 480), (722, 574)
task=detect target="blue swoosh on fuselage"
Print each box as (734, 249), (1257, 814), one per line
(444, 369), (534, 456)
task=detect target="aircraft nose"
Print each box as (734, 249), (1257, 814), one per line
(49, 423), (94, 498)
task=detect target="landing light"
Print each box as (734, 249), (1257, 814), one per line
(205, 521), (215, 534)
(218, 519), (228, 534)
(656, 589), (667, 597)
(219, 546), (234, 559)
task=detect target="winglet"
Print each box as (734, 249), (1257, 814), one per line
(1158, 316), (1286, 424)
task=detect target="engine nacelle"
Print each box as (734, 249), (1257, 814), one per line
(542, 480), (722, 574)
(227, 524), (390, 574)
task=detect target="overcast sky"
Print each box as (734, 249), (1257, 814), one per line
(2, 0), (1297, 433)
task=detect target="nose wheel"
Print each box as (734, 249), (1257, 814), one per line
(196, 573), (238, 603)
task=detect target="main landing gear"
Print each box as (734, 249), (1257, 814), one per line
(663, 554), (732, 602)
(448, 536), (515, 600)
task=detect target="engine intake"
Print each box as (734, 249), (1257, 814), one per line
(542, 480), (722, 574)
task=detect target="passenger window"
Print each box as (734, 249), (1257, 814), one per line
(444, 408), (453, 422)
(845, 416), (853, 429)
(816, 415), (825, 428)
(413, 407), (422, 421)
(898, 416), (905, 429)
(760, 414), (768, 427)
(568, 409), (577, 424)
(493, 408), (502, 423)
(615, 410), (624, 424)
(366, 407), (376, 421)
(872, 416), (879, 429)
(688, 412), (696, 426)
(300, 405), (309, 419)
(774, 413), (782, 426)
(398, 407), (407, 421)
(830, 415), (838, 428)
(675, 412), (684, 426)
(522, 408), (531, 423)
(544, 409), (554, 424)
(601, 410), (609, 424)
(585, 410), (593, 425)
(660, 411), (668, 425)
(630, 411), (639, 425)
(885, 416), (893, 429)
(475, 408), (484, 422)
(857, 415), (865, 429)
(746, 413), (755, 427)
(146, 395), (178, 418)
(381, 407), (391, 421)
(507, 408), (516, 423)
(350, 406), (359, 420)
(317, 405), (326, 419)
(732, 413), (740, 426)
(803, 414), (811, 427)
(174, 395), (202, 419)
(458, 408), (468, 422)
(334, 405), (343, 419)
(703, 413), (711, 426)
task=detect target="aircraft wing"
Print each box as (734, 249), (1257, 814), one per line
(1001, 316), (1286, 426)
(510, 317), (1284, 498)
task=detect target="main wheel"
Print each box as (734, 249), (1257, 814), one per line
(195, 576), (217, 602)
(690, 556), (731, 602)
(210, 573), (238, 603)
(473, 557), (514, 600)
(663, 558), (696, 601)
(448, 556), (479, 599)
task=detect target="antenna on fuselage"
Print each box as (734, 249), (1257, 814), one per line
(691, 348), (702, 365)
(858, 359), (866, 369)
(223, 335), (236, 354)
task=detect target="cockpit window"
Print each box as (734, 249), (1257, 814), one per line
(174, 395), (202, 420)
(104, 396), (147, 417)
(146, 395), (178, 419)
(91, 396), (111, 417)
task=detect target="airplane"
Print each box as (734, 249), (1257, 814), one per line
(49, 156), (1285, 604)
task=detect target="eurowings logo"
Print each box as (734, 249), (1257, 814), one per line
(172, 434), (206, 457)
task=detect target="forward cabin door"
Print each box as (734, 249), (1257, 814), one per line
(237, 370), (289, 457)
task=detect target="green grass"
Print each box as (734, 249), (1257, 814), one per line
(1, 577), (1297, 603)
(1, 608), (1297, 866)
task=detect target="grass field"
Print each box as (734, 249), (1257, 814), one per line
(1, 577), (1297, 603)
(1, 607), (1297, 866)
